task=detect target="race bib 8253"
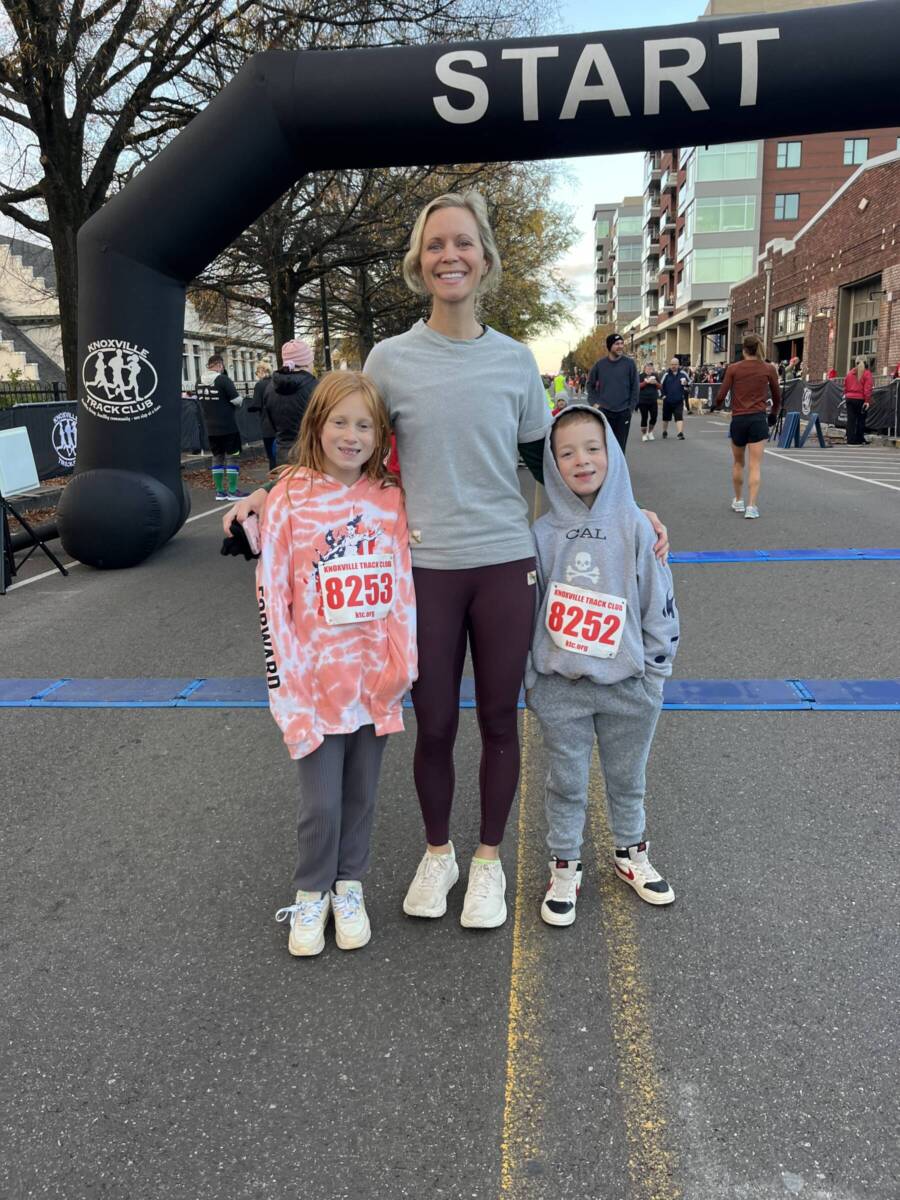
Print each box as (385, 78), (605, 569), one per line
(319, 555), (395, 625)
(545, 580), (626, 659)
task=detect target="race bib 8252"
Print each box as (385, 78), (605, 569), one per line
(319, 555), (395, 625)
(545, 580), (626, 659)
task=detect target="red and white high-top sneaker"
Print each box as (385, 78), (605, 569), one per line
(540, 857), (583, 926)
(613, 841), (675, 905)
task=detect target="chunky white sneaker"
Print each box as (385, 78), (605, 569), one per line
(331, 881), (371, 950)
(613, 842), (674, 906)
(642, 433), (648, 442)
(744, 505), (760, 519)
(460, 858), (507, 928)
(403, 843), (459, 918)
(540, 857), (583, 927)
(647, 431), (655, 441)
(731, 498), (746, 513)
(275, 890), (330, 956)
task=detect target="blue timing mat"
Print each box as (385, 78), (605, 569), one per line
(670, 548), (900, 563)
(1, 678), (898, 712)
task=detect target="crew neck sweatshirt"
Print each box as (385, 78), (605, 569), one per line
(364, 320), (550, 569)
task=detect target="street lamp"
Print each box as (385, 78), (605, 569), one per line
(762, 258), (774, 357)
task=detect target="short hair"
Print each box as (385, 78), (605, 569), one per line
(402, 191), (502, 297)
(550, 407), (606, 455)
(208, 354), (223, 368)
(255, 362), (271, 380)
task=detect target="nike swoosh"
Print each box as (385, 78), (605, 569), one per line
(615, 864), (635, 881)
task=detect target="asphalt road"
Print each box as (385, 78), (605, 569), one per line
(2, 413), (898, 1199)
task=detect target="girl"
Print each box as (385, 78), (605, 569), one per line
(261, 371), (417, 956)
(713, 332), (781, 519)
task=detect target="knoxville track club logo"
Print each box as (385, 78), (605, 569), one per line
(81, 339), (160, 422)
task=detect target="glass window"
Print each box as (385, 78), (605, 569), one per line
(182, 343), (189, 383)
(618, 243), (642, 261)
(776, 141), (802, 168)
(618, 269), (641, 287)
(843, 138), (868, 165)
(617, 215), (643, 236)
(697, 142), (758, 181)
(774, 193), (800, 221)
(693, 246), (754, 284)
(696, 196), (756, 233)
(595, 218), (610, 238)
(192, 345), (201, 381)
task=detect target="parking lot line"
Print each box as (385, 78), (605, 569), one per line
(764, 451), (900, 492)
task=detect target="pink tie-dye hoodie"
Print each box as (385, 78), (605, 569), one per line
(256, 468), (417, 759)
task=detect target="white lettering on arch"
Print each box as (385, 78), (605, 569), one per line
(644, 37), (709, 115)
(433, 51), (489, 124)
(560, 44), (630, 121)
(501, 46), (559, 121)
(718, 28), (781, 107)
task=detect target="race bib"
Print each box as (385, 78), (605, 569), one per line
(545, 581), (626, 659)
(320, 555), (395, 625)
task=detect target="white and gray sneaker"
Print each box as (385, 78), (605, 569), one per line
(744, 505), (760, 519)
(540, 857), (583, 927)
(613, 842), (675, 906)
(731, 498), (746, 513)
(331, 880), (371, 950)
(403, 843), (460, 918)
(275, 890), (331, 956)
(460, 858), (507, 929)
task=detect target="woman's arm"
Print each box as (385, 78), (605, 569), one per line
(518, 437), (545, 484)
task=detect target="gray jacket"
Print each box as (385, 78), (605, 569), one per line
(525, 405), (679, 689)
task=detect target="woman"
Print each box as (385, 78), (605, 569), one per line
(247, 361), (275, 470)
(267, 339), (317, 466)
(713, 333), (781, 520)
(224, 192), (668, 929)
(843, 356), (873, 445)
(638, 362), (660, 441)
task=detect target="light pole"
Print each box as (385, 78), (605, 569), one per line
(762, 258), (774, 358)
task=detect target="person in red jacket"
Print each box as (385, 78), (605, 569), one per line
(843, 357), (873, 445)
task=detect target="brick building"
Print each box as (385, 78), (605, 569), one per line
(730, 151), (900, 379)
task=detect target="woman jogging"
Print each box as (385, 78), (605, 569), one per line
(713, 333), (781, 519)
(224, 191), (668, 929)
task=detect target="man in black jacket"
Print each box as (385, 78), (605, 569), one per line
(586, 333), (639, 452)
(196, 354), (247, 500)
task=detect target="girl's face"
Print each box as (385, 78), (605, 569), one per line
(319, 391), (377, 486)
(419, 206), (487, 308)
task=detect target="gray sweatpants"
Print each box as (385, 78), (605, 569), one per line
(292, 725), (387, 893)
(528, 673), (663, 859)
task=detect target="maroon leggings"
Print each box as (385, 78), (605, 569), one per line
(411, 558), (536, 847)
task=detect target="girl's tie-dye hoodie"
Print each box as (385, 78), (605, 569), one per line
(256, 468), (417, 759)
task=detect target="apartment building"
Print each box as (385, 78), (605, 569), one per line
(592, 198), (642, 330)
(593, 204), (616, 327)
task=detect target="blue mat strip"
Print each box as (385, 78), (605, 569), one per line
(670, 547), (900, 563)
(1, 678), (898, 712)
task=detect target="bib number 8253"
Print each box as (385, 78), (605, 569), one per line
(320, 554), (395, 625)
(324, 572), (393, 611)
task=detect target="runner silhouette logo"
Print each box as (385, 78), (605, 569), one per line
(81, 340), (159, 422)
(52, 411), (77, 468)
(801, 388), (813, 417)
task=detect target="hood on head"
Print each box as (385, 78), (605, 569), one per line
(541, 403), (636, 521)
(272, 367), (311, 393)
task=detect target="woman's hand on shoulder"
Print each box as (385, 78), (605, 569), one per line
(641, 509), (669, 564)
(221, 486), (270, 537)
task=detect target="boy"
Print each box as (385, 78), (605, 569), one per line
(525, 405), (679, 926)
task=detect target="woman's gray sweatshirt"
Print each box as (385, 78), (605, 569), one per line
(525, 405), (679, 689)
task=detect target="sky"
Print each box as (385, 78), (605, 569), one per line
(529, 0), (708, 372)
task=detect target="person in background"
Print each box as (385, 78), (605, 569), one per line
(659, 356), (690, 440)
(196, 353), (248, 501)
(267, 339), (317, 467)
(828, 367), (838, 380)
(712, 332), (781, 519)
(586, 333), (639, 452)
(638, 362), (660, 442)
(843, 356), (873, 445)
(248, 362), (276, 471)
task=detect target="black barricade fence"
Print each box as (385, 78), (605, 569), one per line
(691, 383), (724, 409)
(0, 381), (68, 411)
(182, 394), (263, 454)
(0, 402), (79, 480)
(783, 377), (898, 433)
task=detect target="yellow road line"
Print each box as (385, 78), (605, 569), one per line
(588, 761), (681, 1200)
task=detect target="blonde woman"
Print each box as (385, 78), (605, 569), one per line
(224, 191), (668, 929)
(248, 361), (275, 470)
(842, 356), (873, 445)
(713, 332), (781, 519)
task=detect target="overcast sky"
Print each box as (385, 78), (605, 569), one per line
(529, 0), (706, 372)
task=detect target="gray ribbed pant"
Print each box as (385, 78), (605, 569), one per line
(292, 725), (387, 893)
(528, 673), (663, 859)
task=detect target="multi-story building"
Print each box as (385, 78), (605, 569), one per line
(592, 204), (616, 327)
(593, 198), (642, 330)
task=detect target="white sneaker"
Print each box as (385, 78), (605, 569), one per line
(613, 842), (674, 906)
(642, 433), (648, 442)
(744, 505), (760, 519)
(540, 857), (583, 927)
(403, 843), (459, 918)
(731, 498), (746, 513)
(275, 890), (330, 956)
(460, 858), (507, 928)
(331, 880), (371, 950)
(647, 431), (655, 441)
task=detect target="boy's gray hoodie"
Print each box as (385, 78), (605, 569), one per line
(525, 405), (679, 690)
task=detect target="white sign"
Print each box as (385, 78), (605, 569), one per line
(52, 411), (77, 468)
(545, 580), (626, 659)
(320, 555), (395, 625)
(81, 339), (159, 422)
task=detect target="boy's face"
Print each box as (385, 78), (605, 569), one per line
(553, 415), (608, 502)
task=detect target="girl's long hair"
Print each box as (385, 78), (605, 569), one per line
(282, 370), (397, 488)
(855, 355), (867, 381)
(742, 332), (766, 361)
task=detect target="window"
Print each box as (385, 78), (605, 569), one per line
(618, 269), (641, 288)
(596, 271), (607, 284)
(617, 215), (643, 236)
(692, 246), (754, 284)
(776, 141), (802, 168)
(595, 218), (610, 239)
(774, 193), (800, 221)
(696, 196), (756, 233)
(618, 243), (642, 261)
(182, 343), (189, 383)
(697, 142), (759, 181)
(774, 301), (809, 336)
(843, 138), (868, 165)
(192, 345), (201, 381)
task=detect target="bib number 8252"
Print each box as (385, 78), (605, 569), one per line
(544, 581), (627, 659)
(547, 600), (620, 646)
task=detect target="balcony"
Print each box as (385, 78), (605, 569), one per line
(643, 274), (659, 293)
(659, 208), (674, 234)
(659, 255), (673, 275)
(644, 229), (660, 258)
(644, 155), (662, 185)
(644, 194), (661, 225)
(661, 168), (677, 193)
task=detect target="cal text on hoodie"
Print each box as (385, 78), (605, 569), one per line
(256, 468), (418, 760)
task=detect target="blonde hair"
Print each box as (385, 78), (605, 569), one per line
(742, 332), (766, 361)
(282, 371), (396, 488)
(402, 191), (502, 297)
(255, 362), (271, 380)
(855, 355), (867, 381)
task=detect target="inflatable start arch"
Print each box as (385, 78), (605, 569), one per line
(58, 0), (900, 567)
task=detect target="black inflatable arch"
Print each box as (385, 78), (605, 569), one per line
(58, 0), (900, 566)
